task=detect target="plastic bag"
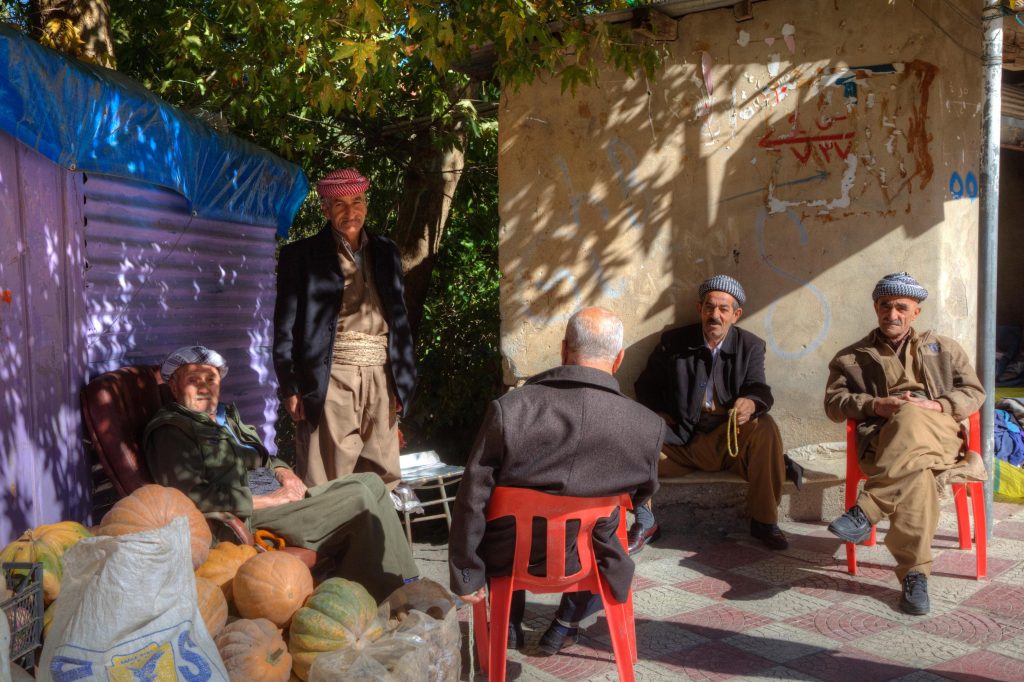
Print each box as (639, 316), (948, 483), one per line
(995, 459), (1024, 502)
(1, 608), (10, 682)
(38, 516), (228, 682)
(308, 636), (429, 682)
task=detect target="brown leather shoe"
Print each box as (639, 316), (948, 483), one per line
(627, 522), (661, 555)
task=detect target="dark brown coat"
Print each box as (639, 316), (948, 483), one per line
(447, 365), (665, 602)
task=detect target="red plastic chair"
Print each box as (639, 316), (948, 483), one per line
(471, 487), (637, 682)
(844, 412), (986, 579)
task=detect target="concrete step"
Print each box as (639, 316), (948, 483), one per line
(651, 442), (847, 534)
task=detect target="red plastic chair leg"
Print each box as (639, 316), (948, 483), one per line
(969, 481), (987, 579)
(486, 577), (515, 682)
(472, 599), (489, 675)
(953, 483), (972, 550)
(596, 578), (636, 682)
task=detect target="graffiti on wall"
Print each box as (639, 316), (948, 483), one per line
(948, 170), (978, 201)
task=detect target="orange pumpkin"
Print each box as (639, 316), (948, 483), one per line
(232, 552), (313, 628)
(195, 575), (228, 637)
(214, 618), (292, 682)
(196, 542), (257, 605)
(98, 484), (212, 569)
(0, 521), (91, 604)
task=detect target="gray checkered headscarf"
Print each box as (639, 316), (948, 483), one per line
(160, 346), (229, 381)
(871, 272), (928, 302)
(698, 275), (746, 307)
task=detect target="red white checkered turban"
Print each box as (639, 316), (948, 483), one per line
(316, 168), (370, 198)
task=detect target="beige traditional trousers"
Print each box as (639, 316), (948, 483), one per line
(659, 414), (785, 524)
(857, 406), (962, 580)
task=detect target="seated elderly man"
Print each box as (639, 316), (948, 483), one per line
(143, 346), (418, 601)
(449, 307), (665, 655)
(825, 273), (985, 615)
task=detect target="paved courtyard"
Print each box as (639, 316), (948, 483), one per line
(412, 498), (1024, 681)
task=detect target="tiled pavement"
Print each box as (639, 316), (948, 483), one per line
(412, 499), (1024, 681)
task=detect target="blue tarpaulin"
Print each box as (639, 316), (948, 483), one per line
(0, 26), (309, 234)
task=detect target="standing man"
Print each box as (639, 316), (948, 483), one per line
(273, 168), (416, 489)
(634, 275), (791, 552)
(825, 272), (984, 615)
(449, 307), (665, 654)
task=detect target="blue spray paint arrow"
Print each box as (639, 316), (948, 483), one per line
(720, 170), (829, 203)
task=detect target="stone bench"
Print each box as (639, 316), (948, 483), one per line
(651, 442), (847, 534)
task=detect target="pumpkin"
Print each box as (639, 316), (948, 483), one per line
(288, 578), (385, 681)
(0, 521), (90, 605)
(214, 618), (292, 682)
(195, 575), (229, 637)
(196, 542), (257, 605)
(232, 552), (313, 628)
(98, 484), (212, 569)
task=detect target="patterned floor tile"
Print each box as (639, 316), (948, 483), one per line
(927, 574), (989, 610)
(524, 642), (617, 682)
(852, 628), (973, 668)
(962, 582), (1024, 619)
(666, 604), (773, 640)
(632, 574), (661, 592)
(843, 594), (938, 624)
(785, 648), (917, 682)
(578, 660), (694, 682)
(674, 572), (774, 600)
(993, 519), (1024, 541)
(788, 573), (892, 603)
(635, 557), (716, 584)
(725, 622), (841, 663)
(681, 542), (774, 571)
(648, 640), (778, 681)
(729, 587), (833, 620)
(730, 557), (821, 586)
(777, 546), (845, 567)
(889, 672), (958, 682)
(729, 665), (822, 681)
(835, 560), (899, 582)
(986, 633), (1024, 662)
(621, 618), (709, 658)
(986, 536), (1024, 562)
(632, 584), (717, 619)
(930, 649), (1024, 682)
(786, 605), (899, 643)
(931, 550), (1013, 580)
(991, 558), (1024, 585)
(912, 609), (1024, 646)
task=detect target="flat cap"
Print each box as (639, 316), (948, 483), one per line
(872, 272), (928, 302)
(160, 345), (228, 381)
(698, 275), (746, 307)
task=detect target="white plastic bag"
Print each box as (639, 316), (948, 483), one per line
(38, 516), (228, 682)
(0, 607), (11, 682)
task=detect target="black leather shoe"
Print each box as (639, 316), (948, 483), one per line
(507, 622), (525, 650)
(627, 522), (661, 555)
(827, 505), (873, 544)
(538, 621), (580, 655)
(750, 520), (789, 550)
(899, 571), (930, 615)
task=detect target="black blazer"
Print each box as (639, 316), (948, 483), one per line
(272, 226), (417, 428)
(635, 323), (773, 445)
(448, 365), (665, 602)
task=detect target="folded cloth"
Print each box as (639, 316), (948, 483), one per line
(935, 450), (988, 497)
(247, 467), (283, 495)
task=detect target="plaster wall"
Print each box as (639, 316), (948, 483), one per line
(498, 0), (982, 450)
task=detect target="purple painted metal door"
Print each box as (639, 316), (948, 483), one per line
(0, 131), (89, 544)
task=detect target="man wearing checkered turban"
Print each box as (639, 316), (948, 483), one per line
(825, 272), (985, 616)
(273, 168), (417, 490)
(634, 275), (792, 554)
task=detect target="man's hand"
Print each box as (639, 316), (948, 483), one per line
(904, 393), (943, 412)
(871, 395), (905, 418)
(284, 394), (305, 422)
(459, 587), (487, 604)
(275, 467), (308, 499)
(733, 397), (757, 425)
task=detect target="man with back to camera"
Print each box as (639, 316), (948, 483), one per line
(633, 275), (796, 553)
(824, 272), (985, 615)
(448, 307), (665, 655)
(273, 168), (416, 490)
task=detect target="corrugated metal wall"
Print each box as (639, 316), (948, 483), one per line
(0, 131), (90, 543)
(82, 173), (281, 451)
(1, 130), (283, 543)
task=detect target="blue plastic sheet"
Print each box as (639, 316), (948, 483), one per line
(0, 27), (308, 234)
